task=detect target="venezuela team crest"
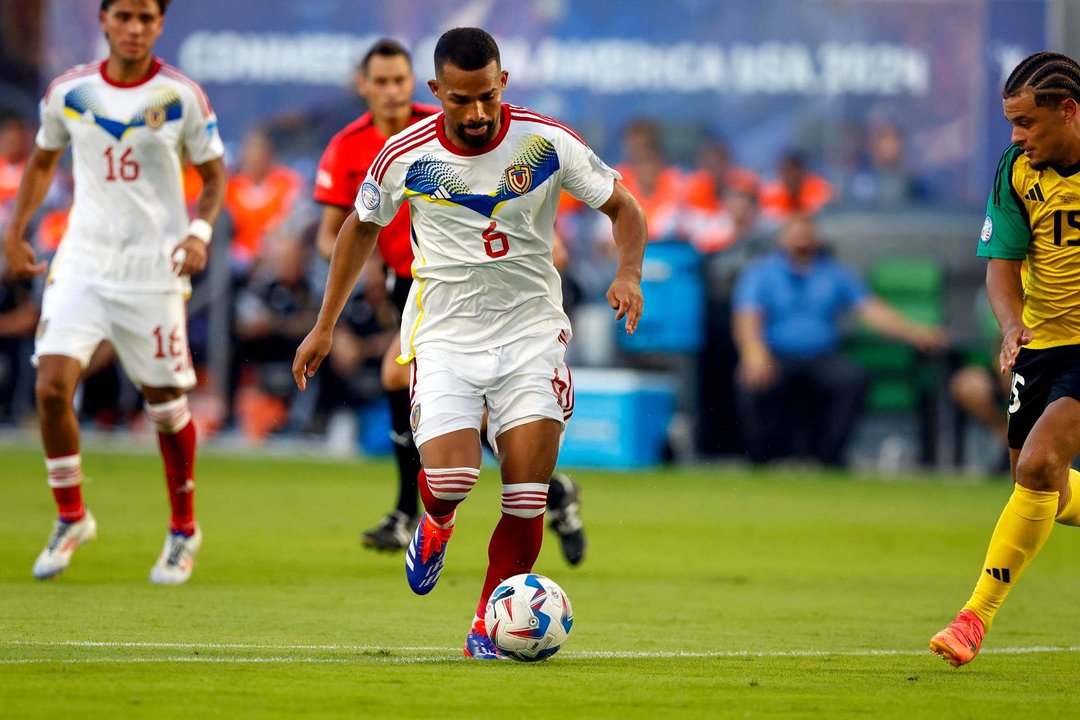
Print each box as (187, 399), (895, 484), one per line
(505, 164), (533, 195)
(144, 107), (166, 130)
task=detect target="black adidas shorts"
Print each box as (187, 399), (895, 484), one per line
(1007, 344), (1080, 449)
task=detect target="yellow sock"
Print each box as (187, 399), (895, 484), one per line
(1054, 469), (1080, 526)
(963, 484), (1058, 628)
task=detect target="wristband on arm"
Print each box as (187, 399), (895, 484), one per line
(187, 218), (213, 244)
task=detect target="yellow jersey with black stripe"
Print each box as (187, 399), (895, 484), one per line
(978, 143), (1080, 348)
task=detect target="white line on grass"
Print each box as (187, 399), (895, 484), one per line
(5, 640), (447, 652)
(3, 640), (1080, 663)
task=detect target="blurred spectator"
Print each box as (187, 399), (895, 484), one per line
(0, 117), (38, 426)
(224, 129), (303, 276)
(0, 117), (33, 227)
(842, 120), (928, 207)
(33, 207), (67, 256)
(949, 296), (1009, 470)
(731, 215), (946, 467)
(615, 119), (684, 241)
(694, 185), (771, 457)
(182, 159), (203, 213)
(2, 116), (71, 236)
(950, 362), (1010, 465)
(684, 138), (759, 208)
(0, 270), (37, 425)
(316, 279), (397, 425)
(682, 139), (761, 253)
(261, 64), (370, 163)
(76, 341), (141, 431)
(570, 119), (684, 304)
(759, 151), (833, 223)
(229, 234), (318, 438)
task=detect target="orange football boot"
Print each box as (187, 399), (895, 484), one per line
(929, 609), (986, 667)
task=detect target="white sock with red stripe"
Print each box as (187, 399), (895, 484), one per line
(419, 467), (480, 526)
(500, 483), (550, 518)
(46, 453), (86, 523)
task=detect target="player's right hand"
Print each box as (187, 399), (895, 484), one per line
(2, 236), (48, 279)
(292, 326), (334, 391)
(999, 323), (1034, 374)
(607, 274), (644, 335)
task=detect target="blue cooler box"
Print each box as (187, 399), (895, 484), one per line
(558, 369), (676, 469)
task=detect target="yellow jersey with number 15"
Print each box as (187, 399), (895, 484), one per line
(978, 143), (1080, 349)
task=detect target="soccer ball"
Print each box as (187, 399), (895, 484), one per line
(484, 573), (573, 662)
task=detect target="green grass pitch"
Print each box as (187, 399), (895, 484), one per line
(2, 445), (1080, 718)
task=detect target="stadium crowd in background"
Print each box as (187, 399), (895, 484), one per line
(731, 214), (947, 467)
(0, 16), (980, 474)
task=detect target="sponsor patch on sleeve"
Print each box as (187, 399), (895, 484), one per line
(980, 215), (993, 244)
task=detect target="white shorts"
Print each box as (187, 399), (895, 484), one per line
(34, 278), (196, 390)
(409, 330), (575, 450)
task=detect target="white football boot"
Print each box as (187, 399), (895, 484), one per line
(32, 511), (98, 580)
(149, 525), (202, 585)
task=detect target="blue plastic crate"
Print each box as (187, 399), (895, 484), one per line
(618, 241), (704, 353)
(558, 369), (675, 469)
(357, 397), (394, 456)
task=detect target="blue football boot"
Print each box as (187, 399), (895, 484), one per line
(404, 513), (453, 595)
(463, 619), (507, 660)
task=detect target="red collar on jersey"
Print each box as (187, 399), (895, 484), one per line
(436, 103), (511, 157)
(99, 57), (162, 88)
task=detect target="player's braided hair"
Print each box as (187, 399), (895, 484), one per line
(358, 39), (411, 75)
(434, 27), (500, 75)
(1003, 51), (1080, 107)
(100, 0), (170, 12)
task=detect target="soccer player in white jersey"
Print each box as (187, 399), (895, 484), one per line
(294, 27), (646, 659)
(2, 0), (226, 584)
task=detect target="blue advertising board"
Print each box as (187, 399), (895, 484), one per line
(42, 0), (1047, 206)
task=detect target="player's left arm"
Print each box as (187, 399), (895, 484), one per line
(172, 157), (226, 276)
(977, 145), (1033, 371)
(986, 258), (1029, 373)
(597, 181), (646, 334)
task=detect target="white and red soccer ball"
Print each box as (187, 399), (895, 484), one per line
(484, 573), (573, 661)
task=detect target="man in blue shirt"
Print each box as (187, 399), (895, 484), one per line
(731, 215), (945, 466)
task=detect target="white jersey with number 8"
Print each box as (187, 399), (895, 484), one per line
(37, 59), (224, 293)
(356, 103), (619, 361)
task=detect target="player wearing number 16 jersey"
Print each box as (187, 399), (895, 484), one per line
(2, 0), (225, 584)
(294, 28), (646, 658)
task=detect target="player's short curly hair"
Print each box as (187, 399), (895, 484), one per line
(1003, 51), (1080, 107)
(433, 27), (500, 75)
(100, 0), (170, 14)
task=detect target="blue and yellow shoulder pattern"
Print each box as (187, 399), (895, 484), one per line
(63, 84), (183, 141)
(403, 134), (560, 218)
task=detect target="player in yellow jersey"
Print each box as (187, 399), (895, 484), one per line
(931, 51), (1080, 667)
